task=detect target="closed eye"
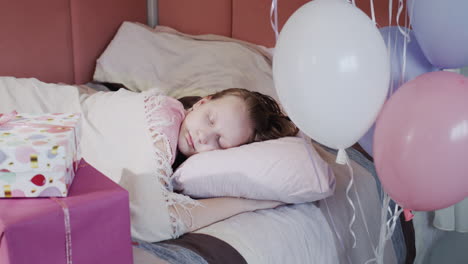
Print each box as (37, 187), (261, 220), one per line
(217, 136), (224, 149)
(208, 115), (215, 126)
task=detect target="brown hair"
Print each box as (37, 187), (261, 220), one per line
(208, 88), (298, 142)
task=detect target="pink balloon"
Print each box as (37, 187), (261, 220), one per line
(374, 71), (468, 211)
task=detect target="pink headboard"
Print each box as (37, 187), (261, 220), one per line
(0, 0), (147, 84)
(158, 0), (407, 47)
(0, 0), (407, 85)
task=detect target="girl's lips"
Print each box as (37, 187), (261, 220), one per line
(186, 132), (194, 150)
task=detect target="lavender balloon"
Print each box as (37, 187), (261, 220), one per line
(358, 26), (438, 156)
(408, 0), (468, 69)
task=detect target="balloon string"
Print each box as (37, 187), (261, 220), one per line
(369, 0), (377, 26)
(323, 198), (353, 264)
(408, 0), (416, 22)
(388, 0), (393, 26)
(397, 0), (409, 89)
(350, 163), (377, 253)
(376, 193), (390, 264)
(404, 3), (411, 85)
(385, 0), (399, 97)
(344, 153), (380, 256)
(341, 150), (357, 248)
(396, 0), (409, 39)
(274, 0), (278, 39)
(386, 204), (403, 241)
(302, 137), (351, 263)
(364, 257), (378, 264)
(368, 193), (404, 264)
(270, 0), (279, 42)
(387, 25), (395, 97)
(302, 136), (352, 263)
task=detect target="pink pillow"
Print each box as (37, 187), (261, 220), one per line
(172, 137), (335, 203)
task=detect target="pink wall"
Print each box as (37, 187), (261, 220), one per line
(158, 0), (409, 48)
(0, 0), (147, 84)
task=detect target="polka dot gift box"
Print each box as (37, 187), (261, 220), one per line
(0, 113), (81, 197)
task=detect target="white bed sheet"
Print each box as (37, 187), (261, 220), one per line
(196, 203), (337, 264)
(182, 143), (397, 264)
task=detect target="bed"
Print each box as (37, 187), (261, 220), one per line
(0, 0), (414, 263)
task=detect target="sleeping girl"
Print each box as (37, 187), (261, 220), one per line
(0, 78), (298, 242)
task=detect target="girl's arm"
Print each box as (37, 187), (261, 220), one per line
(172, 197), (283, 232)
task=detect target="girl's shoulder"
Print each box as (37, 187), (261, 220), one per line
(144, 92), (185, 164)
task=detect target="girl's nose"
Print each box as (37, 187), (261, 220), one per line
(198, 129), (209, 144)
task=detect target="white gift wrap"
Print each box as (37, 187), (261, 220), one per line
(0, 113), (81, 197)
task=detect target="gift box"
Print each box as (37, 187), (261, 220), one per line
(0, 112), (81, 197)
(0, 159), (133, 264)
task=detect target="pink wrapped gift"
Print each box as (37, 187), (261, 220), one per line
(0, 159), (133, 264)
(0, 112), (81, 197)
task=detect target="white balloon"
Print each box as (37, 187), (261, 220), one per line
(273, 0), (390, 150)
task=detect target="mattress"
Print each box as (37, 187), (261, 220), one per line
(196, 202), (338, 263)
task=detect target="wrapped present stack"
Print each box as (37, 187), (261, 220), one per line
(0, 112), (81, 197)
(0, 159), (134, 264)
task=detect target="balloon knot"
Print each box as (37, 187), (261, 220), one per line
(336, 148), (348, 165)
(403, 209), (414, 221)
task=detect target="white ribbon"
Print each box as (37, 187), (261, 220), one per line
(364, 193), (403, 264)
(388, 0), (393, 26)
(324, 197), (353, 264)
(387, 0), (396, 97)
(342, 148), (381, 261)
(370, 0), (377, 25)
(270, 0), (279, 42)
(337, 149), (358, 248)
(51, 197), (73, 264)
(397, 0), (410, 91)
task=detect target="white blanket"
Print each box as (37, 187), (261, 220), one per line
(0, 77), (83, 113)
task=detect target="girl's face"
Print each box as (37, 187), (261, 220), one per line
(178, 95), (253, 157)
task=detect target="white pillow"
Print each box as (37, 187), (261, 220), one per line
(172, 137), (336, 204)
(94, 22), (278, 101)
